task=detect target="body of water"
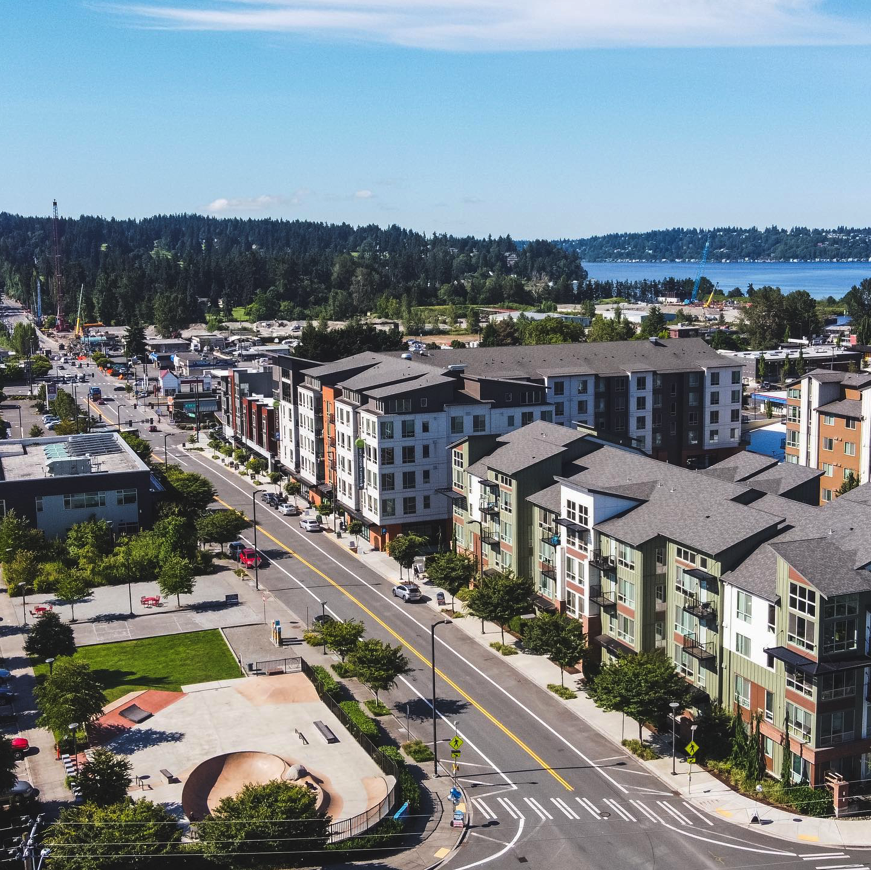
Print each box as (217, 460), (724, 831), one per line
(583, 261), (871, 299)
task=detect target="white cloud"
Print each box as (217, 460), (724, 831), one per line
(354, 189), (375, 199)
(204, 190), (308, 213)
(109, 1), (871, 50)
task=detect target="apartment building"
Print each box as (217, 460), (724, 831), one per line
(215, 366), (280, 468)
(785, 370), (871, 503)
(450, 422), (871, 786)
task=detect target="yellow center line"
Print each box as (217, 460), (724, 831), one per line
(216, 495), (573, 792)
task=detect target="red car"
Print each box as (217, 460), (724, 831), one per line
(11, 738), (28, 760)
(239, 549), (262, 568)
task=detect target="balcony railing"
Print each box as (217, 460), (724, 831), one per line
(480, 531), (500, 546)
(655, 598), (667, 614)
(655, 561), (667, 574)
(590, 584), (617, 608)
(683, 597), (717, 622)
(682, 637), (716, 661)
(540, 562), (557, 580)
(541, 532), (560, 547)
(479, 502), (500, 516)
(589, 549), (617, 572)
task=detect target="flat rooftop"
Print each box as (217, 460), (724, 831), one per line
(0, 432), (149, 481)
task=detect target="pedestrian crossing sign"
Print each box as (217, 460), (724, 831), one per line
(449, 735), (464, 751)
(451, 750), (461, 759)
(685, 740), (699, 756)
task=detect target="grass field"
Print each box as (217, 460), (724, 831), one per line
(36, 631), (240, 702)
(231, 306), (247, 321)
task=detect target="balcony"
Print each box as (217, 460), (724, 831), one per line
(541, 532), (560, 547)
(655, 561), (667, 574)
(590, 584), (617, 608)
(479, 501), (500, 516)
(540, 561), (557, 580)
(480, 531), (500, 546)
(589, 549), (617, 573)
(683, 597), (717, 622)
(682, 637), (716, 661)
(655, 598), (667, 614)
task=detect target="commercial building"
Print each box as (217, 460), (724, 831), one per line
(784, 370), (871, 503)
(0, 432), (154, 538)
(451, 420), (871, 787)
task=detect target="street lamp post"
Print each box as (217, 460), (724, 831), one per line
(320, 602), (327, 654)
(69, 722), (80, 771)
(15, 405), (22, 439)
(252, 490), (262, 591)
(669, 701), (679, 775)
(162, 433), (170, 466)
(431, 619), (452, 777)
(45, 658), (55, 676)
(18, 582), (28, 626)
(688, 723), (697, 794)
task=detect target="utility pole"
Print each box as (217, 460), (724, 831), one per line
(52, 200), (67, 332)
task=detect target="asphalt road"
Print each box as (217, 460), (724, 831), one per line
(12, 300), (871, 870)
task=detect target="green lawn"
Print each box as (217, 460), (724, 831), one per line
(36, 631), (241, 702)
(231, 306), (247, 321)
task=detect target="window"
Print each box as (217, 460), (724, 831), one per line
(401, 419), (415, 438)
(473, 415), (486, 433)
(822, 463), (834, 476)
(786, 668), (813, 697)
(553, 380), (565, 396)
(402, 471), (416, 489)
(578, 400), (588, 416)
(616, 614), (635, 644)
(636, 376), (647, 390)
(422, 420), (429, 433)
(822, 488), (833, 502)
(565, 556), (579, 584)
(565, 499), (589, 526)
(521, 411), (534, 426)
(116, 489), (137, 506)
(616, 542), (635, 570)
(401, 445), (416, 464)
(615, 379), (626, 392)
(820, 710), (854, 746)
(63, 492), (106, 510)
(507, 415), (515, 427)
(677, 646), (693, 678)
(636, 415), (647, 430)
(764, 691), (774, 723)
(788, 613), (815, 652)
(382, 498), (395, 517)
(566, 589), (583, 618)
(381, 447), (394, 465)
(710, 371), (720, 386)
(689, 392), (699, 407)
(615, 396), (627, 412)
(420, 398), (428, 408)
(732, 370), (741, 384)
(764, 736), (774, 759)
(500, 520), (512, 544)
(824, 618), (857, 654)
(381, 473), (395, 491)
(710, 391), (720, 405)
(675, 605), (694, 636)
(555, 402), (565, 417)
(380, 421), (394, 439)
(676, 546), (697, 565)
(846, 418), (857, 430)
(578, 379), (589, 394)
(422, 445), (430, 459)
(618, 578), (635, 607)
(822, 414), (834, 426)
(824, 595), (858, 619)
(688, 411), (699, 426)
(734, 675), (750, 708)
(636, 395), (646, 410)
(709, 430), (719, 443)
(823, 437), (834, 451)
(710, 410), (719, 424)
(731, 408), (740, 422)
(731, 389), (741, 404)
(767, 603), (776, 632)
(505, 392), (513, 402)
(820, 672), (856, 701)
(423, 495), (431, 510)
(736, 591), (752, 622)
(116, 521), (138, 536)
(403, 496), (417, 515)
(736, 633), (751, 658)
(451, 417), (464, 435)
(540, 410), (553, 423)
(845, 441), (856, 456)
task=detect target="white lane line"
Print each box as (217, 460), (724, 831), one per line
(682, 802), (714, 826)
(630, 800), (661, 824)
(607, 768), (654, 776)
(576, 797), (601, 818)
(460, 779), (497, 786)
(496, 797), (517, 820)
(469, 831), (512, 847)
(499, 797), (523, 820)
(604, 798), (636, 822)
(657, 801), (692, 826)
(815, 865), (866, 869)
(802, 857), (849, 862)
(628, 786), (676, 795)
(473, 798), (495, 819)
(524, 798), (551, 821)
(454, 815), (525, 870)
(593, 756), (627, 763)
(550, 797), (578, 819)
(185, 451), (632, 794)
(657, 819), (796, 855)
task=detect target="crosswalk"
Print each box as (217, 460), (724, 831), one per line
(471, 794), (715, 827)
(798, 855), (869, 870)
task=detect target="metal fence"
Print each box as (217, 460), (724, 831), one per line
(300, 659), (400, 842)
(250, 657), (302, 674)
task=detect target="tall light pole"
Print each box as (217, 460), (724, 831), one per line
(320, 601), (328, 653)
(45, 658), (55, 676)
(14, 405), (22, 438)
(162, 433), (170, 466)
(18, 582), (28, 626)
(431, 619), (452, 777)
(252, 490), (262, 591)
(669, 701), (679, 775)
(69, 722), (80, 771)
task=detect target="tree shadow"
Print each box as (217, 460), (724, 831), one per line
(99, 725), (186, 753)
(399, 696), (470, 721)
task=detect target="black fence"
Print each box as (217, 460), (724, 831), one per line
(249, 657), (302, 675)
(300, 659), (400, 842)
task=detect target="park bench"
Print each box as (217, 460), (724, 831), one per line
(313, 720), (338, 744)
(159, 768), (176, 784)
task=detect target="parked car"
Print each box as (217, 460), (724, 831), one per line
(148, 424), (158, 432)
(113, 385), (126, 392)
(10, 738), (28, 760)
(299, 517), (321, 532)
(0, 781), (39, 811)
(393, 583), (421, 602)
(313, 613), (335, 626)
(239, 548), (263, 568)
(278, 502), (300, 516)
(228, 541), (246, 561)
(261, 493), (279, 507)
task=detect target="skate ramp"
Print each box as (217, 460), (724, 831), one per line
(182, 751), (287, 819)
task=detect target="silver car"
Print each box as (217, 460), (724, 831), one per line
(299, 517), (321, 532)
(393, 583), (421, 602)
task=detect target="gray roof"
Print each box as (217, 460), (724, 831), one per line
(528, 482), (562, 512)
(817, 398), (862, 418)
(700, 451), (776, 483)
(700, 450), (822, 496)
(303, 352), (386, 381)
(399, 338), (732, 380)
(467, 421), (587, 477)
(803, 369), (871, 388)
(366, 373), (455, 398)
(337, 358), (435, 392)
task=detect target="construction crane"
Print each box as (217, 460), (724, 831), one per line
(52, 199), (69, 331)
(684, 234), (711, 305)
(704, 282), (719, 308)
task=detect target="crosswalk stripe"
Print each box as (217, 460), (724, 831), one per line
(474, 798), (495, 818)
(630, 800), (661, 824)
(551, 797), (579, 819)
(815, 865), (867, 869)
(657, 801), (692, 826)
(497, 797), (520, 820)
(682, 802), (714, 826)
(604, 798), (636, 822)
(575, 797), (601, 818)
(802, 856), (848, 862)
(525, 797), (553, 820)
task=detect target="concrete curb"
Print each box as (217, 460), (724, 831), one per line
(423, 782), (470, 870)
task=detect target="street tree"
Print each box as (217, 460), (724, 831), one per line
(67, 518), (114, 563)
(387, 533), (427, 580)
(29, 355), (52, 378)
(0, 510), (43, 562)
(285, 481), (301, 504)
(75, 748), (133, 806)
(3, 549), (40, 595)
(28, 424), (43, 437)
(347, 638), (413, 704)
(467, 570), (535, 644)
(35, 658), (107, 735)
(161, 466), (216, 517)
(124, 323), (148, 359)
(24, 610), (77, 660)
(120, 431), (153, 463)
(56, 571), (92, 622)
(425, 551), (476, 611)
(844, 277), (871, 321)
(44, 798), (182, 870)
(158, 555), (196, 606)
(588, 650), (693, 740)
(196, 509), (251, 553)
(305, 618), (365, 661)
(522, 612), (586, 686)
(50, 388), (78, 421)
(347, 519), (364, 545)
(199, 780), (330, 867)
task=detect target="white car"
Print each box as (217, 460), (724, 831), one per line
(299, 517), (321, 532)
(279, 503), (300, 516)
(393, 583), (422, 602)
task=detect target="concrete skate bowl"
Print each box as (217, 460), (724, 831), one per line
(181, 752), (324, 820)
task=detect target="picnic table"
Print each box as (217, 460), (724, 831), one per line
(140, 596), (161, 608)
(31, 605), (54, 617)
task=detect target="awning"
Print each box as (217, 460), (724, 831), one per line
(684, 567), (717, 585)
(594, 634), (636, 657)
(764, 646), (871, 677)
(532, 593), (558, 613)
(555, 518), (588, 532)
(436, 488), (467, 502)
(482, 568), (502, 578)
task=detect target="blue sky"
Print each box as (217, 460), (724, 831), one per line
(2, 1), (871, 238)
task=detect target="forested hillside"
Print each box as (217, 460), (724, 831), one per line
(0, 213), (585, 332)
(555, 226), (871, 262)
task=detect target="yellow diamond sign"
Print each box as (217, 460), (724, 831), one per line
(449, 735), (464, 751)
(685, 740), (699, 756)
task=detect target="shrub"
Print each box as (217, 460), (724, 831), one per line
(332, 662), (355, 679)
(365, 699), (390, 717)
(339, 700), (379, 740)
(547, 683), (577, 700)
(455, 586), (472, 602)
(621, 739), (660, 761)
(402, 740), (434, 763)
(489, 641), (518, 656)
(778, 784), (833, 817)
(378, 746), (421, 810)
(325, 816), (405, 854)
(311, 665), (339, 697)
